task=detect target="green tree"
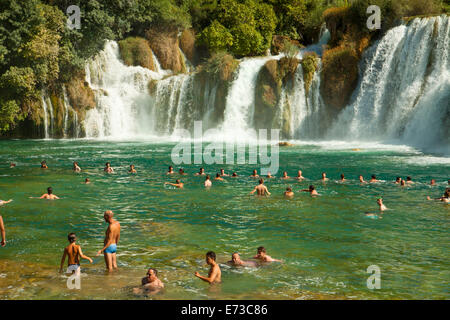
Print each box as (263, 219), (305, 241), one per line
(199, 20), (233, 52)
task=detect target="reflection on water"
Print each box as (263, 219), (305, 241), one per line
(0, 140), (448, 300)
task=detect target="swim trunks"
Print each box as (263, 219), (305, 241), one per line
(104, 243), (117, 254)
(66, 264), (80, 273)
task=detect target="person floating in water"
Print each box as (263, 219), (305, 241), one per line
(10, 163), (16, 168)
(73, 162), (81, 172)
(0, 199), (13, 206)
(97, 210), (121, 272)
(165, 179), (184, 188)
(250, 169), (259, 178)
(0, 215), (6, 247)
(59, 233), (92, 274)
(253, 246), (282, 263)
(406, 176), (414, 184)
(215, 173), (224, 181)
(359, 175), (367, 183)
(220, 169), (229, 177)
(281, 171), (289, 179)
(129, 164), (137, 173)
(104, 162), (114, 173)
(204, 175), (212, 187)
(321, 172), (328, 181)
(296, 170), (305, 180)
(250, 179), (271, 196)
(84, 178), (91, 184)
(369, 175), (379, 183)
(400, 179), (406, 187)
(30, 187), (59, 200)
(395, 177), (401, 184)
(195, 168), (205, 176)
(284, 187), (294, 198)
(134, 268), (164, 295)
(266, 171), (274, 178)
(227, 253), (257, 268)
(427, 189), (450, 203)
(167, 166), (174, 174)
(300, 185), (319, 196)
(231, 172), (238, 177)
(41, 161), (48, 169)
(430, 179), (436, 186)
(195, 251), (221, 284)
(179, 168), (187, 175)
(339, 174), (346, 182)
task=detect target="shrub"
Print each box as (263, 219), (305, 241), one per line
(199, 20), (234, 53)
(300, 52), (319, 94)
(118, 37), (155, 71)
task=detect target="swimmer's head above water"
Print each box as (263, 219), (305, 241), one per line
(47, 187), (53, 195)
(68, 232), (76, 243)
(206, 251), (216, 265)
(103, 210), (114, 223)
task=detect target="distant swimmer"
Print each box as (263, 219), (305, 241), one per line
(359, 175), (367, 183)
(281, 171), (289, 179)
(284, 187), (294, 198)
(220, 169), (229, 177)
(59, 233), (93, 274)
(129, 164), (137, 173)
(195, 251), (221, 284)
(167, 166), (175, 174)
(0, 215), (5, 246)
(104, 162), (114, 173)
(266, 172), (274, 178)
(339, 174), (346, 182)
(97, 210), (121, 272)
(41, 160), (48, 169)
(195, 168), (206, 176)
(430, 179), (436, 186)
(300, 185), (319, 196)
(73, 162), (81, 172)
(84, 178), (91, 184)
(204, 175), (212, 187)
(406, 176), (413, 184)
(427, 189), (450, 203)
(253, 246), (282, 263)
(395, 177), (401, 184)
(400, 179), (406, 187)
(165, 179), (184, 188)
(250, 179), (271, 196)
(30, 187), (60, 200)
(321, 172), (328, 181)
(232, 172), (238, 177)
(179, 168), (187, 175)
(214, 173), (224, 181)
(134, 268), (164, 295)
(227, 253), (257, 267)
(0, 199), (13, 206)
(377, 198), (387, 211)
(365, 213), (382, 219)
(10, 163), (16, 168)
(296, 170), (305, 180)
(369, 175), (379, 183)
(250, 169), (259, 178)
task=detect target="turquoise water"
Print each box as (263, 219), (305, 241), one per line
(0, 140), (448, 300)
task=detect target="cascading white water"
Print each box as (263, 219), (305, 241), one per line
(46, 96), (54, 136)
(62, 87), (69, 138)
(41, 95), (49, 139)
(328, 15), (450, 155)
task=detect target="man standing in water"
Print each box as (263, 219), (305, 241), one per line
(377, 198), (387, 212)
(0, 215), (6, 247)
(250, 179), (271, 196)
(195, 251), (221, 284)
(97, 210), (121, 272)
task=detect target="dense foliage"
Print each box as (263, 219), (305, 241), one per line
(0, 0), (448, 132)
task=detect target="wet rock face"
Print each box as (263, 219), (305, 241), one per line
(146, 26), (183, 73)
(180, 29), (196, 63)
(271, 35), (301, 55)
(254, 60), (280, 129)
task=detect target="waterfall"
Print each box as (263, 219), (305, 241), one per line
(328, 15), (449, 155)
(47, 97), (54, 137)
(62, 87), (69, 138)
(41, 95), (49, 139)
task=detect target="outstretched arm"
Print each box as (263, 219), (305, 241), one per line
(79, 247), (93, 263)
(265, 186), (271, 196)
(250, 187), (257, 195)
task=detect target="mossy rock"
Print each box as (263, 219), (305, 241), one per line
(66, 76), (96, 111)
(300, 52), (319, 94)
(254, 60), (281, 129)
(180, 29), (196, 62)
(118, 37), (155, 71)
(146, 26), (183, 73)
(271, 35), (302, 55)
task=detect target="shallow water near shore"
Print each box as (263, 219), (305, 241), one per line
(0, 139), (448, 300)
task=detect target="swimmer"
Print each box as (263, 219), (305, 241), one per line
(284, 187), (294, 198)
(281, 171), (289, 179)
(215, 173), (225, 181)
(231, 172), (238, 177)
(400, 179), (406, 187)
(195, 251), (221, 284)
(96, 210), (121, 272)
(406, 176), (413, 184)
(10, 163), (16, 168)
(339, 174), (346, 182)
(30, 187), (60, 200)
(394, 177), (401, 184)
(204, 175), (212, 187)
(369, 175), (379, 183)
(266, 172), (274, 178)
(0, 215), (5, 246)
(179, 168), (187, 175)
(134, 268), (164, 295)
(59, 233), (93, 274)
(377, 198), (387, 211)
(427, 189), (450, 203)
(250, 179), (271, 196)
(73, 162), (81, 172)
(129, 164), (137, 173)
(0, 199), (13, 206)
(227, 253), (257, 267)
(321, 172), (328, 181)
(359, 175), (367, 183)
(253, 246), (282, 263)
(41, 161), (48, 169)
(164, 179), (184, 188)
(220, 169), (229, 177)
(104, 162), (114, 173)
(250, 169), (259, 178)
(300, 185), (319, 196)
(195, 168), (206, 176)
(296, 170), (305, 180)
(430, 179), (436, 186)
(365, 213), (382, 219)
(167, 166), (174, 174)
(84, 178), (91, 184)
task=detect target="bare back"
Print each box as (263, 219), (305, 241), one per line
(105, 220), (121, 245)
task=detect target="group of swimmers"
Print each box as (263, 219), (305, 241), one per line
(1, 161), (449, 295)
